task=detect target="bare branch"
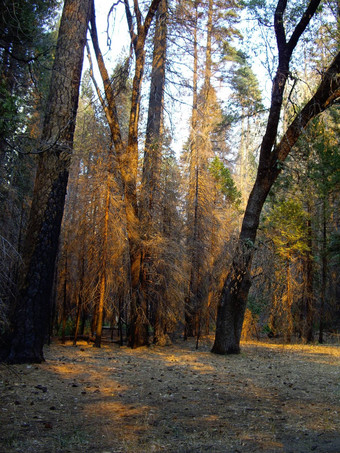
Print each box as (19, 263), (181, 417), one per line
(89, 0), (124, 154)
(144, 0), (162, 37)
(273, 51), (340, 164)
(287, 0), (322, 54)
(133, 0), (142, 30)
(124, 0), (137, 49)
(274, 0), (288, 54)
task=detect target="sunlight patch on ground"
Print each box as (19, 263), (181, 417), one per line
(242, 340), (340, 355)
(2, 339), (339, 453)
(242, 341), (340, 366)
(284, 400), (340, 433)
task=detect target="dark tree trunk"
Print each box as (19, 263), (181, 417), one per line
(73, 295), (82, 346)
(91, 297), (99, 339)
(61, 258), (68, 345)
(4, 0), (92, 363)
(319, 198), (328, 343)
(138, 0), (167, 344)
(212, 0), (339, 354)
(212, 178), (270, 354)
(80, 310), (87, 336)
(302, 215), (314, 343)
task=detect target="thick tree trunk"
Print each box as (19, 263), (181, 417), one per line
(124, 34), (152, 347)
(212, 177), (270, 354)
(89, 0), (161, 349)
(5, 0), (92, 363)
(126, 0), (164, 348)
(139, 0), (167, 246)
(212, 46), (340, 355)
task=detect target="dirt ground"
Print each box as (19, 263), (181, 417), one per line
(0, 337), (339, 453)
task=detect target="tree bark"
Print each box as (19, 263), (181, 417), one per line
(123, 0), (163, 348)
(94, 184), (110, 348)
(5, 0), (92, 363)
(73, 294), (82, 346)
(302, 214), (314, 344)
(212, 31), (339, 355)
(138, 0), (168, 345)
(185, 0), (199, 340)
(89, 0), (161, 348)
(73, 256), (85, 346)
(319, 196), (328, 343)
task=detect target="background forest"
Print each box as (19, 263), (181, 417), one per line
(0, 0), (339, 363)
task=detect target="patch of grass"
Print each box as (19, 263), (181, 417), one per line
(1, 433), (25, 449)
(51, 429), (90, 450)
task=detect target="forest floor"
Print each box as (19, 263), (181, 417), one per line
(0, 336), (339, 453)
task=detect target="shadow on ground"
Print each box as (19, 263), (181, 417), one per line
(0, 339), (339, 452)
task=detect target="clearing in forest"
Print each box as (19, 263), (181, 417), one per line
(0, 338), (339, 452)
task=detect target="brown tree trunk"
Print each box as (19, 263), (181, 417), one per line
(73, 295), (82, 346)
(94, 273), (106, 348)
(61, 255), (68, 345)
(89, 0), (161, 349)
(212, 7), (339, 356)
(185, 0), (199, 340)
(73, 257), (85, 346)
(94, 185), (110, 348)
(186, 0), (214, 344)
(124, 0), (163, 348)
(285, 258), (293, 343)
(5, 0), (92, 363)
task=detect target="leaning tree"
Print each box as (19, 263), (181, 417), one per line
(212, 0), (340, 354)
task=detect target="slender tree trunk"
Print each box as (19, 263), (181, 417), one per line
(285, 258), (293, 343)
(186, 0), (214, 343)
(91, 297), (99, 339)
(94, 273), (106, 347)
(5, 0), (92, 363)
(302, 214), (314, 343)
(61, 255), (68, 344)
(94, 182), (110, 348)
(80, 310), (87, 336)
(73, 295), (82, 346)
(74, 256), (85, 346)
(319, 197), (327, 343)
(118, 296), (124, 346)
(185, 1), (199, 340)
